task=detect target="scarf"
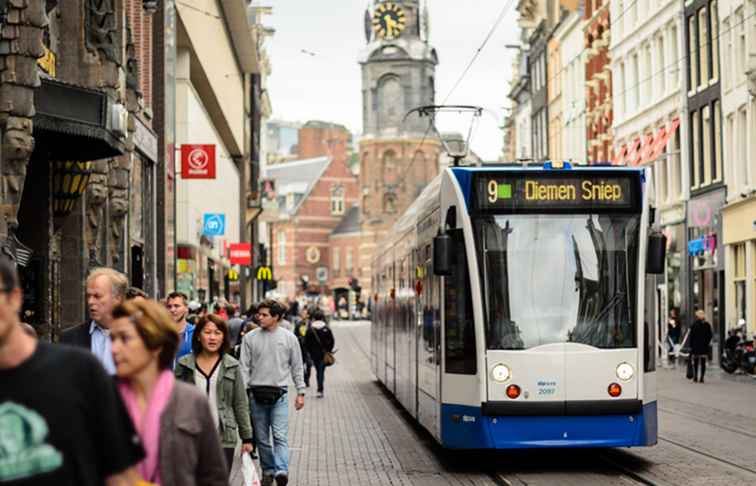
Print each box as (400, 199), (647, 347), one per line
(118, 370), (175, 484)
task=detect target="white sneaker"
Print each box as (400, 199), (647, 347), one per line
(316, 391), (324, 398)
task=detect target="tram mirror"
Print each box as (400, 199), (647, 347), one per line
(433, 233), (453, 276)
(646, 232), (667, 274)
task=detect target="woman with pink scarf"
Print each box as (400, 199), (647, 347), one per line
(110, 299), (227, 486)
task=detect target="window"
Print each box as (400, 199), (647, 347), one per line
(698, 7), (709, 85)
(713, 101), (722, 182)
(671, 130), (682, 198)
(346, 248), (353, 273)
(333, 247), (340, 273)
(738, 107), (748, 189)
(444, 229), (476, 374)
(688, 15), (698, 91)
(644, 43), (653, 103)
(692, 111), (701, 187)
(618, 62), (626, 116)
(710, 1), (719, 82)
(722, 17), (731, 90)
(702, 105), (712, 185)
(726, 113), (735, 187)
(277, 231), (287, 265)
(632, 52), (640, 110)
(656, 156), (668, 203)
(736, 9), (746, 83)
(734, 243), (746, 322)
(330, 186), (345, 216)
(630, 0), (637, 28)
(657, 34), (666, 94)
(669, 24), (680, 88)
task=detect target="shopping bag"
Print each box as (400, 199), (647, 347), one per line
(686, 357), (694, 379)
(241, 452), (261, 486)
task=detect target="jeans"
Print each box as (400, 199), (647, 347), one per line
(250, 392), (289, 477)
(313, 359), (326, 393)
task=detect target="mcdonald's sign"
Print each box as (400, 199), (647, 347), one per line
(256, 266), (273, 281)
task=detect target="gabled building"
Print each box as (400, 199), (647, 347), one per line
(268, 153), (359, 297)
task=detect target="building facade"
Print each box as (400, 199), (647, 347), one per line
(1, 1), (162, 337)
(611, 0), (689, 325)
(173, 0), (264, 309)
(560, 9), (587, 162)
(358, 1), (441, 294)
(684, 0), (726, 345)
(721, 0), (756, 336)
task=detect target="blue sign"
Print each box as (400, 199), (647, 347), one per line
(203, 213), (226, 236)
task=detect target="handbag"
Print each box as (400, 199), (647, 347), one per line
(312, 328), (336, 367)
(249, 386), (286, 406)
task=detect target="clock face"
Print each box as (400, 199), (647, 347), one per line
(372, 2), (406, 40)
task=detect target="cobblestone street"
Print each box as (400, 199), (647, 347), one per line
(230, 322), (756, 485)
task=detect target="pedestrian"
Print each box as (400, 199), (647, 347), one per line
(304, 308), (335, 398)
(166, 291), (195, 365)
(294, 307), (312, 386)
(667, 307), (681, 366)
(110, 298), (228, 486)
(61, 267), (128, 375)
(0, 256), (144, 485)
(689, 309), (713, 383)
(227, 303), (245, 348)
(175, 314), (255, 474)
(240, 299), (306, 486)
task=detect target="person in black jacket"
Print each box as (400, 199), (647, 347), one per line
(689, 310), (713, 383)
(303, 308), (335, 398)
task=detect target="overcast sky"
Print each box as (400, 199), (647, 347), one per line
(264, 1), (520, 161)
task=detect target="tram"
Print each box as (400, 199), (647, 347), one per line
(370, 162), (664, 449)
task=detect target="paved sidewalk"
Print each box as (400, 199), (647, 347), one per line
(230, 321), (494, 486)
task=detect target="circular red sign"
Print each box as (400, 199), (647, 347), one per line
(188, 148), (209, 170)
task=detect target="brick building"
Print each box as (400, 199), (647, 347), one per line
(584, 0), (613, 163)
(268, 123), (360, 298)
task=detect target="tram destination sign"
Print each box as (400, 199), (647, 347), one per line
(473, 172), (640, 212)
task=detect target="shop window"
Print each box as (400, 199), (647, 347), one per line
(734, 243), (746, 323)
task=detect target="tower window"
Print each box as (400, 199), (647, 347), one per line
(383, 192), (397, 214)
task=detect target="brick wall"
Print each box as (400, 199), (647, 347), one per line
(126, 0), (154, 116)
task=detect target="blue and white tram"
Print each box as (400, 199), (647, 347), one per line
(370, 163), (664, 449)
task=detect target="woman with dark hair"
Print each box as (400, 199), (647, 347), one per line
(175, 314), (254, 474)
(303, 308), (335, 398)
(110, 299), (227, 486)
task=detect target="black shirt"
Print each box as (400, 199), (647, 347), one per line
(0, 342), (144, 485)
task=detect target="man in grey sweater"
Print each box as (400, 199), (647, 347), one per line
(240, 299), (305, 486)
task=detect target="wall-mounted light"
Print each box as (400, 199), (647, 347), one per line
(52, 160), (93, 217)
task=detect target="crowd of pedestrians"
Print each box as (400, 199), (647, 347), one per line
(0, 259), (336, 486)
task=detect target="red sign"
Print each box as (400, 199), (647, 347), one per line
(181, 144), (216, 179)
(229, 243), (252, 266)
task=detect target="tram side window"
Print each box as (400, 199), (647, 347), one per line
(444, 229), (476, 375)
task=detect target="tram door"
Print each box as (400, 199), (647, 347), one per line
(417, 243), (440, 437)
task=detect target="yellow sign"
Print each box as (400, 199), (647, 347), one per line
(256, 266), (272, 281)
(37, 47), (56, 78)
(524, 180), (623, 202)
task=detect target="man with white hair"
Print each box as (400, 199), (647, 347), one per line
(61, 267), (128, 375)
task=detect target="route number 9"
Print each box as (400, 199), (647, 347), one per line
(487, 180), (498, 203)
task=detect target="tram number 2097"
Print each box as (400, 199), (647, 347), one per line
(536, 381), (557, 396)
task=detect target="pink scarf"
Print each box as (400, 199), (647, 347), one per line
(118, 370), (175, 484)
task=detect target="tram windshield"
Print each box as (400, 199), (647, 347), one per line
(474, 213), (640, 350)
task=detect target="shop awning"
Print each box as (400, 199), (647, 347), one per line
(624, 137), (641, 166)
(648, 117), (681, 162)
(33, 79), (125, 161)
(612, 144), (628, 165)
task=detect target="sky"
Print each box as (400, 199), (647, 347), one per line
(264, 1), (521, 161)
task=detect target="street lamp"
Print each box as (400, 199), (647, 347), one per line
(51, 160), (93, 217)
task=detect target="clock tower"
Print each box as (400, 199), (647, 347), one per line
(358, 0), (440, 291)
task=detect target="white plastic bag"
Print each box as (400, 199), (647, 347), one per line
(241, 453), (261, 486)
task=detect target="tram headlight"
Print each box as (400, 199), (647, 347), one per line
(616, 362), (634, 381)
(491, 363), (511, 383)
